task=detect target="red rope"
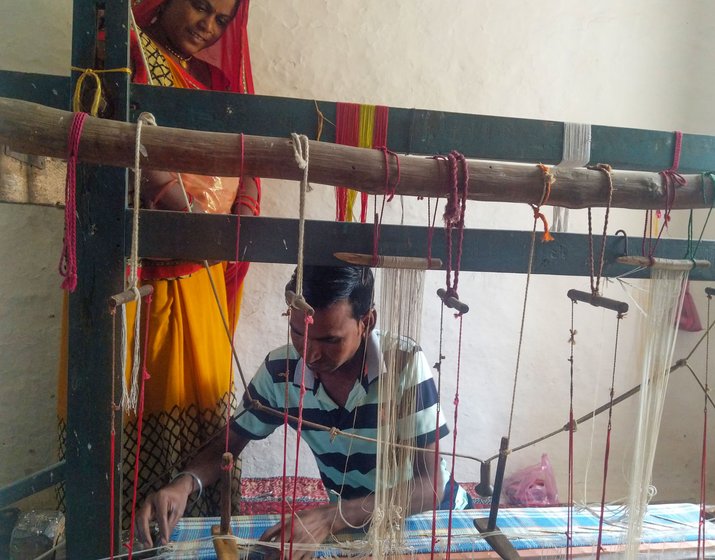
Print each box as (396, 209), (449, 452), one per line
(364, 106), (390, 222)
(444, 315), (464, 560)
(288, 313), (313, 559)
(334, 103), (360, 221)
(644, 131), (685, 256)
(697, 389), (708, 558)
(440, 151), (468, 306)
(109, 425), (116, 559)
(225, 133), (246, 453)
(59, 112), (89, 292)
(127, 294), (153, 560)
(430, 304), (446, 559)
(371, 147), (401, 266)
(595, 417), (613, 559)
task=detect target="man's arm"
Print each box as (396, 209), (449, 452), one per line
(259, 442), (445, 560)
(136, 428), (252, 547)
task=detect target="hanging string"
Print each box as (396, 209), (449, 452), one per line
(225, 133), (247, 454)
(594, 314), (623, 559)
(430, 302), (446, 560)
(586, 164), (614, 296)
(71, 67), (132, 116)
(371, 147), (401, 266)
(287, 132), (315, 559)
(124, 113), (157, 414)
(370, 106), (390, 222)
(288, 311), (313, 560)
(279, 318), (293, 560)
(290, 133), (312, 302)
(109, 309), (118, 560)
(643, 131), (686, 257)
(506, 167), (554, 441)
(553, 122), (592, 232)
(59, 112), (89, 293)
(697, 294), (711, 560)
(334, 103), (360, 221)
(684, 172), (715, 260)
(439, 151), (469, 304)
(566, 301), (576, 560)
(532, 164), (555, 242)
(313, 100), (333, 142)
(445, 315), (465, 560)
(126, 293), (153, 560)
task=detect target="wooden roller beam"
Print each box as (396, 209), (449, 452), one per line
(1, 96), (712, 210)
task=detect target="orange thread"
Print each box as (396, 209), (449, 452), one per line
(532, 163), (555, 242)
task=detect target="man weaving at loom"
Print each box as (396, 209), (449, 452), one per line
(137, 265), (472, 554)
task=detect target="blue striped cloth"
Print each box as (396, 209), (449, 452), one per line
(168, 503), (713, 559)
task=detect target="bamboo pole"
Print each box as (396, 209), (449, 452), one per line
(1, 96), (712, 210)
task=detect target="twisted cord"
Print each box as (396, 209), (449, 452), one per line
(586, 164), (614, 296)
(59, 112), (89, 292)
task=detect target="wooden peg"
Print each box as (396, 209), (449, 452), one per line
(109, 285), (153, 309)
(437, 288), (470, 315)
(334, 252), (443, 270)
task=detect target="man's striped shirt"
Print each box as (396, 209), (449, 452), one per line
(232, 330), (451, 502)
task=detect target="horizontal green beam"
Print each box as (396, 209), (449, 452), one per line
(3, 70), (715, 172)
(0, 461), (65, 508)
(132, 212), (715, 281)
(0, 70), (69, 110)
(130, 85), (715, 172)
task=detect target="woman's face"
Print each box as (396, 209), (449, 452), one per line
(158, 0), (238, 57)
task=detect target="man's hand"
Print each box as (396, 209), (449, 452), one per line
(260, 506), (338, 560)
(136, 473), (194, 547)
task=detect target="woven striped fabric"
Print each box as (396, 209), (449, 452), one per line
(167, 503), (713, 559)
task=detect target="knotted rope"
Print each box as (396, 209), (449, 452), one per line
(71, 66), (132, 116)
(643, 131), (685, 256)
(123, 112), (157, 414)
(533, 164), (555, 242)
(586, 163), (614, 296)
(59, 112), (89, 292)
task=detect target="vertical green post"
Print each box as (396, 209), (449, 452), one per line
(66, 0), (129, 557)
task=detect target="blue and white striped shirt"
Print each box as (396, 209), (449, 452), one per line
(232, 330), (458, 503)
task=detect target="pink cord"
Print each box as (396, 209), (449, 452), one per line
(646, 131), (685, 256)
(440, 151), (469, 306)
(59, 112), (89, 292)
(371, 147), (401, 265)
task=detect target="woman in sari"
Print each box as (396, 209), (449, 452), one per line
(58, 0), (259, 523)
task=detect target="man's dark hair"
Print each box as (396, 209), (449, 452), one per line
(287, 265), (374, 319)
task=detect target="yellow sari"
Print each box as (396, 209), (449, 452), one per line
(58, 29), (248, 521)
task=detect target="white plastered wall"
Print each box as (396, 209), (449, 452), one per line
(0, 0), (713, 509)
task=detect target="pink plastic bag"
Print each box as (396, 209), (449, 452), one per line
(503, 453), (559, 506)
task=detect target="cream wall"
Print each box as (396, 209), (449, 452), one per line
(0, 0), (713, 510)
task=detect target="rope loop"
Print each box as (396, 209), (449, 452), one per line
(71, 66), (132, 116)
(59, 111), (89, 292)
(532, 164), (555, 242)
(585, 163), (615, 296)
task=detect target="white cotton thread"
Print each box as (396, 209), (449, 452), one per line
(623, 265), (688, 558)
(123, 112), (156, 413)
(129, 8), (156, 87)
(290, 133), (311, 298)
(552, 122), (592, 233)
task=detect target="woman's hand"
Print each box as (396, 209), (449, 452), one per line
(136, 473), (194, 547)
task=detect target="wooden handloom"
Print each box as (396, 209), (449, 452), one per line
(1, 1), (715, 558)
